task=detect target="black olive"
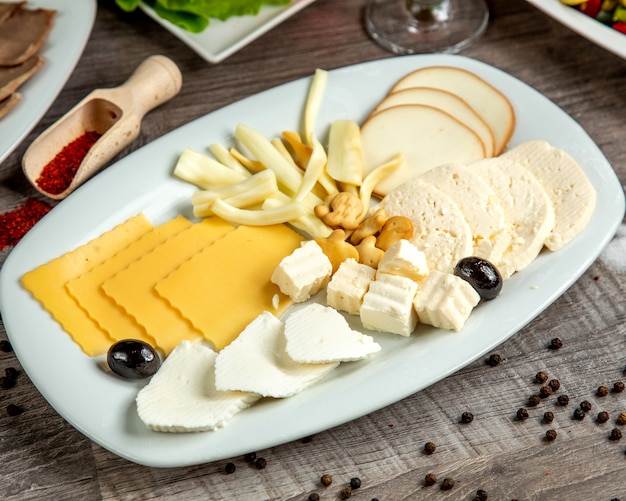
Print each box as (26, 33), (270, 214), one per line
(107, 339), (161, 379)
(454, 256), (502, 300)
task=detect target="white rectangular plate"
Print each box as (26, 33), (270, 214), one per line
(0, 54), (623, 468)
(0, 0), (96, 164)
(140, 0), (317, 63)
(525, 0), (626, 60)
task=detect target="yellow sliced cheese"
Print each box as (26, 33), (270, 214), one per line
(65, 215), (192, 351)
(155, 224), (304, 350)
(102, 217), (236, 355)
(20, 214), (154, 357)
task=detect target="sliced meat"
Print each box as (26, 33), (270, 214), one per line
(0, 92), (21, 119)
(0, 54), (43, 101)
(0, 6), (55, 66)
(0, 2), (25, 24)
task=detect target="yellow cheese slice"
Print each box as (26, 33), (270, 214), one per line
(155, 224), (304, 350)
(20, 214), (154, 357)
(102, 217), (236, 354)
(65, 215), (192, 351)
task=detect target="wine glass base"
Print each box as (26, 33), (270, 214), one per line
(365, 0), (489, 55)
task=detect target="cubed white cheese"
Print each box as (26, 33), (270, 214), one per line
(360, 273), (418, 337)
(284, 303), (381, 363)
(271, 240), (332, 303)
(136, 340), (260, 432)
(326, 258), (376, 315)
(377, 239), (429, 283)
(413, 270), (480, 331)
(214, 311), (338, 398)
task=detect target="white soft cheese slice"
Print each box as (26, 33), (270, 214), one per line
(215, 311), (338, 398)
(413, 270), (480, 331)
(470, 157), (555, 279)
(271, 240), (332, 303)
(326, 258), (376, 315)
(377, 238), (429, 283)
(360, 272), (418, 337)
(284, 303), (381, 363)
(420, 163), (510, 267)
(501, 140), (596, 251)
(136, 341), (260, 432)
(379, 178), (473, 274)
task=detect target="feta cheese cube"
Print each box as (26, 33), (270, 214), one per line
(326, 258), (376, 315)
(271, 240), (332, 303)
(360, 273), (418, 337)
(413, 270), (480, 331)
(377, 239), (429, 282)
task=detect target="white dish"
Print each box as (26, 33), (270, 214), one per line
(140, 0), (317, 63)
(525, 0), (626, 60)
(0, 0), (96, 164)
(1, 54), (623, 468)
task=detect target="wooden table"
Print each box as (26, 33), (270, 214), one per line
(2, 0), (626, 499)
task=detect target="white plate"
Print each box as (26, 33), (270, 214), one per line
(0, 0), (96, 164)
(525, 0), (626, 60)
(140, 0), (317, 63)
(1, 55), (623, 468)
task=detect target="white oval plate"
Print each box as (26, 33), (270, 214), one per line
(0, 0), (96, 164)
(0, 54), (623, 468)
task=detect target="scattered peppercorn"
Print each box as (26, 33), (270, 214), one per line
(339, 486), (352, 499)
(543, 411), (554, 423)
(548, 379), (560, 392)
(557, 395), (570, 406)
(350, 477), (361, 489)
(580, 400), (592, 412)
(475, 489), (488, 501)
(613, 381), (625, 393)
(0, 376), (15, 389)
(461, 411), (474, 423)
(320, 474), (333, 487)
(597, 411), (610, 424)
(528, 395), (541, 407)
(255, 457), (267, 470)
(6, 404), (23, 416)
(424, 473), (437, 486)
(617, 412), (626, 426)
(539, 386), (553, 398)
(535, 371), (549, 384)
(0, 340), (12, 352)
(301, 435), (314, 443)
(244, 452), (256, 463)
(548, 338), (563, 350)
(308, 494), (320, 501)
(224, 462), (236, 474)
(573, 408), (586, 421)
(487, 353), (502, 366)
(517, 408), (529, 420)
(441, 477), (455, 491)
(597, 385), (609, 397)
(424, 441), (436, 454)
(545, 429), (557, 441)
(5, 367), (18, 380)
(610, 428), (623, 441)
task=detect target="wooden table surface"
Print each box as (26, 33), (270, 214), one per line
(2, 0), (626, 499)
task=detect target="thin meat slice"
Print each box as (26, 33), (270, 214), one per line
(0, 6), (55, 66)
(0, 92), (21, 119)
(0, 2), (24, 24)
(0, 54), (43, 101)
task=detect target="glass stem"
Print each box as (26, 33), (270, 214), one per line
(406, 0), (450, 23)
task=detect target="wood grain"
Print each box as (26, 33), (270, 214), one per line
(1, 0), (626, 499)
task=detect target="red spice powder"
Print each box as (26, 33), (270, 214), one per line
(0, 198), (52, 250)
(36, 130), (102, 195)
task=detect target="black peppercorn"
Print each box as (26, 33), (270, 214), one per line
(580, 400), (592, 412)
(424, 441), (436, 454)
(350, 477), (361, 489)
(613, 381), (625, 393)
(6, 404), (23, 416)
(548, 338), (563, 349)
(441, 477), (455, 490)
(461, 411), (474, 423)
(308, 494), (320, 501)
(5, 367), (18, 380)
(339, 486), (352, 499)
(0, 340), (12, 352)
(255, 457), (267, 470)
(528, 395), (541, 407)
(320, 474), (332, 487)
(224, 462), (236, 474)
(424, 473), (437, 486)
(543, 411), (554, 423)
(487, 354), (502, 366)
(535, 371), (549, 384)
(557, 395), (569, 406)
(610, 428), (623, 441)
(539, 386), (553, 399)
(0, 376), (15, 389)
(548, 379), (560, 392)
(244, 452), (256, 463)
(545, 429), (557, 441)
(597, 385), (609, 397)
(517, 408), (529, 420)
(475, 489), (488, 501)
(573, 408), (586, 421)
(617, 412), (626, 426)
(597, 411), (610, 423)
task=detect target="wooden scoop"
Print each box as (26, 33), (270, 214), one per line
(22, 55), (182, 200)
